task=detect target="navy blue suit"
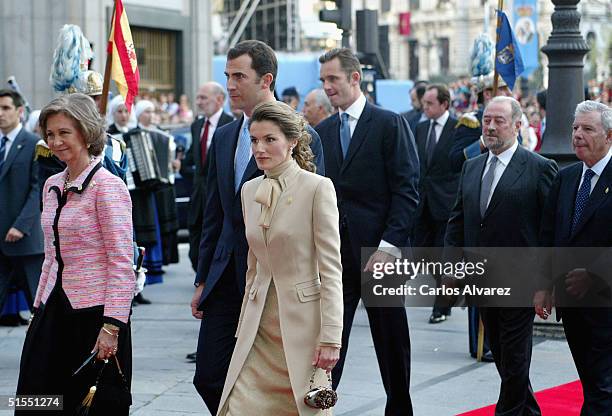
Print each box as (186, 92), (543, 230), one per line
(193, 114), (324, 413)
(316, 101), (419, 416)
(0, 128), (44, 311)
(540, 158), (612, 416)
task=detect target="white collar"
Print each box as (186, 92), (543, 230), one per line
(1, 123), (22, 141)
(207, 107), (224, 127)
(432, 110), (450, 127)
(583, 146), (612, 177)
(339, 93), (367, 121)
(488, 139), (519, 167)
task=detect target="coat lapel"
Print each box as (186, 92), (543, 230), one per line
(571, 158), (612, 238)
(341, 103), (372, 173)
(0, 130), (25, 180)
(484, 146), (526, 219)
(466, 155), (488, 223)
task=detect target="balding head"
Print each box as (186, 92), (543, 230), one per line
(196, 82), (226, 118)
(303, 88), (333, 127)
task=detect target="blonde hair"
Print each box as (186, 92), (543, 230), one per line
(250, 101), (316, 172)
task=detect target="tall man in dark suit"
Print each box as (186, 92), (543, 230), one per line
(445, 96), (557, 416)
(316, 48), (419, 415)
(534, 100), (612, 415)
(181, 82), (233, 272)
(190, 40), (324, 414)
(414, 83), (459, 324)
(0, 89), (44, 312)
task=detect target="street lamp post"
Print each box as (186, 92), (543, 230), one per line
(540, 0), (590, 165)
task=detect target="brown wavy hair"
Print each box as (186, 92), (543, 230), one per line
(249, 101), (316, 173)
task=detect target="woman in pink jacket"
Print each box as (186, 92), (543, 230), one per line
(16, 93), (135, 415)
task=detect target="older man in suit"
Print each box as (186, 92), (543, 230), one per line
(316, 48), (419, 415)
(190, 40), (324, 414)
(182, 82), (234, 272)
(0, 89), (43, 313)
(414, 83), (459, 324)
(445, 96), (558, 416)
(535, 100), (612, 415)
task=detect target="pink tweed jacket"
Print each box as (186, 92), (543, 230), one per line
(34, 159), (135, 326)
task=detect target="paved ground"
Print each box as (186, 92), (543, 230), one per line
(0, 244), (579, 415)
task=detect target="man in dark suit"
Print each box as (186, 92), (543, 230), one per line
(445, 96), (557, 416)
(401, 81), (428, 136)
(181, 82), (233, 272)
(316, 48), (419, 415)
(414, 83), (459, 324)
(0, 89), (44, 313)
(534, 100), (612, 415)
(190, 40), (324, 414)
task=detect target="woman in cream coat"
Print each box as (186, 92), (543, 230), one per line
(217, 101), (343, 415)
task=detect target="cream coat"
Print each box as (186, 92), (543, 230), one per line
(217, 164), (343, 415)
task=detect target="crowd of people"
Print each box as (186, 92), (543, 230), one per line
(1, 22), (611, 416)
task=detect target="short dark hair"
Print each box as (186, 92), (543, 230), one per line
(426, 84), (451, 108)
(319, 48), (363, 80)
(0, 89), (25, 108)
(227, 40), (278, 91)
(413, 81), (428, 101)
(536, 90), (546, 111)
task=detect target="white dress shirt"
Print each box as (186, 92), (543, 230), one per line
(1, 123), (23, 161)
(482, 139), (519, 208)
(201, 107), (225, 150)
(428, 110), (450, 144)
(579, 146), (612, 194)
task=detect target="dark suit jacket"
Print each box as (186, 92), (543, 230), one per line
(415, 115), (459, 222)
(181, 112), (233, 228)
(316, 101), (420, 261)
(401, 109), (423, 137)
(195, 116), (325, 306)
(445, 145), (557, 248)
(540, 159), (612, 307)
(0, 128), (44, 256)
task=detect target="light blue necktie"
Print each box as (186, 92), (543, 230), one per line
(0, 136), (8, 172)
(234, 122), (251, 192)
(340, 112), (351, 158)
(571, 168), (595, 234)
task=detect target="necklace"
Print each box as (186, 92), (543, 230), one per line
(63, 157), (96, 192)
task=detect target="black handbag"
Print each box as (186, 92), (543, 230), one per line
(303, 367), (338, 410)
(74, 354), (131, 415)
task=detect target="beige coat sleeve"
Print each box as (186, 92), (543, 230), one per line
(237, 185), (257, 338)
(313, 178), (343, 345)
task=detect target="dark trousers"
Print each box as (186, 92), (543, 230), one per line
(480, 307), (541, 416)
(0, 251), (43, 312)
(193, 260), (242, 415)
(332, 230), (413, 416)
(561, 307), (612, 416)
(468, 307), (491, 357)
(414, 206), (451, 316)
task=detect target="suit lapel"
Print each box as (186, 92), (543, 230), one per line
(0, 130), (25, 180)
(193, 117), (205, 166)
(559, 164), (582, 241)
(484, 146), (527, 219)
(218, 119), (242, 203)
(467, 156), (488, 223)
(326, 114), (343, 174)
(571, 158), (612, 238)
(341, 103), (372, 173)
(415, 122), (427, 164)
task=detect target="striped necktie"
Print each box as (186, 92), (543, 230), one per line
(0, 136), (8, 172)
(571, 169), (595, 234)
(234, 122), (251, 192)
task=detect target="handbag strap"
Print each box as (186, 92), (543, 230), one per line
(309, 367), (333, 389)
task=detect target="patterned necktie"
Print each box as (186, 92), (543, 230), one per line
(425, 120), (437, 166)
(480, 156), (498, 218)
(234, 122), (251, 192)
(340, 112), (351, 158)
(0, 136), (8, 172)
(571, 168), (595, 233)
(200, 120), (210, 165)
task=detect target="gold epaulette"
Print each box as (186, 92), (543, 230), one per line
(455, 113), (480, 129)
(34, 140), (54, 160)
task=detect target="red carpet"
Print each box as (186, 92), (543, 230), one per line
(456, 380), (583, 416)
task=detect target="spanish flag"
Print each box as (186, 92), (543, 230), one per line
(107, 0), (139, 112)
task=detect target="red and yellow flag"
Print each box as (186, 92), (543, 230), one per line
(107, 0), (139, 112)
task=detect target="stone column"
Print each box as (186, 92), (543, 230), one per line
(540, 0), (589, 164)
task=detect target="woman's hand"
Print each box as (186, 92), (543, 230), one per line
(312, 345), (340, 372)
(93, 326), (119, 360)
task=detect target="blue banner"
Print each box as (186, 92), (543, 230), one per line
(496, 10), (525, 91)
(512, 0), (539, 77)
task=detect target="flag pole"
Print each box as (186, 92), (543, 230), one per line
(492, 0), (504, 97)
(100, 0), (116, 116)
